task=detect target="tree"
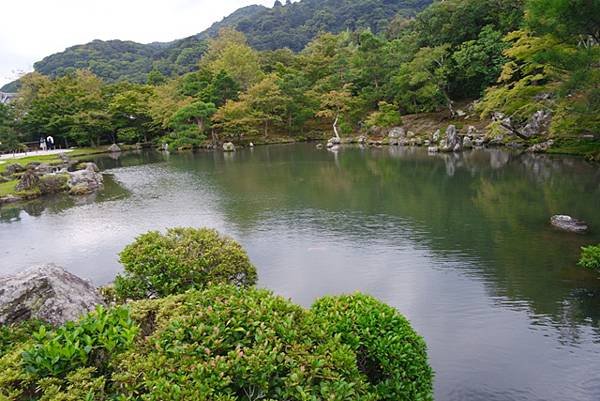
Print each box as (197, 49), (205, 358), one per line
(365, 101), (403, 128)
(240, 74), (290, 137)
(316, 84), (354, 139)
(390, 45), (453, 114)
(108, 84), (155, 143)
(170, 101), (217, 134)
(0, 103), (23, 152)
(200, 28), (262, 90)
(450, 25), (509, 99)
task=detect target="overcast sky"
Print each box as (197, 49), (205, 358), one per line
(0, 0), (282, 88)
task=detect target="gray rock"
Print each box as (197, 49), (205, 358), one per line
(0, 264), (105, 326)
(388, 127), (405, 139)
(3, 163), (25, 176)
(108, 143), (121, 153)
(550, 215), (588, 233)
(15, 169), (39, 192)
(463, 137), (474, 149)
(432, 129), (441, 143)
(427, 146), (439, 153)
(521, 110), (552, 138)
(440, 125), (461, 152)
(223, 142), (236, 152)
(68, 163), (103, 195)
(326, 137), (341, 148)
(527, 140), (555, 153)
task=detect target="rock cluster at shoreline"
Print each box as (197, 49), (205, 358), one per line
(0, 155), (103, 205)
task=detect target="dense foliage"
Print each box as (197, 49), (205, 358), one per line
(312, 294), (433, 400)
(1, 0), (597, 154)
(0, 286), (433, 401)
(114, 227), (257, 300)
(578, 244), (600, 270)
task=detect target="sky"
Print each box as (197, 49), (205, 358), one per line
(0, 0), (280, 88)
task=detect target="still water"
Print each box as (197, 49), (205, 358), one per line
(1, 144), (600, 400)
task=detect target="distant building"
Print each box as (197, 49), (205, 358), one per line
(0, 92), (16, 104)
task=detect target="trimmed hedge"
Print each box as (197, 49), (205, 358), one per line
(0, 287), (433, 401)
(114, 227), (257, 300)
(578, 244), (600, 270)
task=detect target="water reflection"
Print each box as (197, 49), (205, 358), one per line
(1, 145), (599, 401)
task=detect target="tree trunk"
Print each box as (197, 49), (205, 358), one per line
(196, 118), (204, 133)
(333, 115), (340, 140)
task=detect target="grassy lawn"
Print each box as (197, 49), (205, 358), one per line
(0, 180), (18, 197)
(0, 147), (109, 174)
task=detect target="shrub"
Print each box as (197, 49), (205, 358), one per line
(578, 244), (600, 270)
(114, 227), (257, 300)
(311, 294), (434, 401)
(22, 305), (137, 378)
(113, 286), (374, 400)
(1, 287), (433, 400)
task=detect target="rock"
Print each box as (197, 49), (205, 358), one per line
(15, 169), (39, 192)
(407, 131), (415, 139)
(550, 215), (589, 233)
(428, 146), (439, 153)
(432, 129), (441, 143)
(389, 138), (399, 146)
(474, 138), (485, 147)
(38, 174), (69, 194)
(467, 126), (478, 137)
(249, 142), (255, 148)
(108, 143), (121, 153)
(316, 143), (324, 149)
(68, 163), (103, 195)
(463, 137), (473, 149)
(521, 110), (552, 138)
(527, 140), (554, 153)
(3, 163), (25, 176)
(357, 135), (367, 144)
(326, 137), (341, 148)
(388, 127), (405, 139)
(0, 194), (22, 205)
(440, 125), (461, 152)
(456, 109), (467, 117)
(222, 142), (236, 152)
(0, 264), (105, 326)
(424, 140), (431, 146)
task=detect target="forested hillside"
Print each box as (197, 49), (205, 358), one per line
(1, 0), (430, 91)
(1, 0), (598, 160)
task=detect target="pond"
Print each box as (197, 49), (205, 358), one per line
(1, 144), (600, 401)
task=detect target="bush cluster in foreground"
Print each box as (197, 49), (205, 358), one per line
(0, 227), (433, 400)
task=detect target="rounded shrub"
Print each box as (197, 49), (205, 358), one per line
(114, 286), (373, 400)
(311, 294), (434, 401)
(114, 227), (257, 300)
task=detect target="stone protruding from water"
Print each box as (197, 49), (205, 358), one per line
(223, 142), (236, 152)
(108, 143), (121, 153)
(0, 264), (105, 326)
(550, 215), (589, 233)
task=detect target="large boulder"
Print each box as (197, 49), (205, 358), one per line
(0, 264), (105, 326)
(521, 110), (552, 138)
(38, 174), (69, 194)
(388, 127), (405, 139)
(15, 169), (39, 192)
(108, 143), (121, 153)
(68, 163), (103, 195)
(440, 125), (461, 152)
(326, 137), (341, 148)
(3, 163), (25, 176)
(550, 215), (588, 233)
(222, 142), (236, 152)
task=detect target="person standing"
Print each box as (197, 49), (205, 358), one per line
(46, 135), (54, 150)
(39, 137), (47, 151)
